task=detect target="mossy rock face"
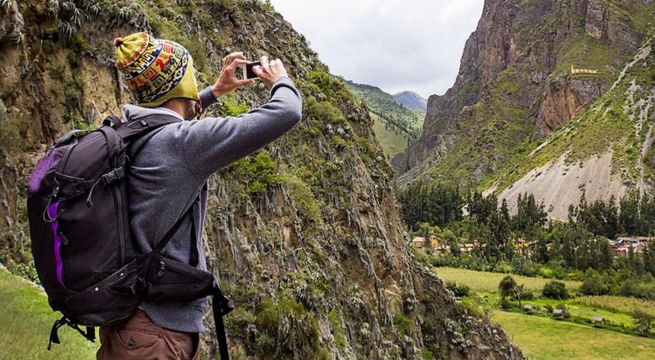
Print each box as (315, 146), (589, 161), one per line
(0, 1), (523, 359)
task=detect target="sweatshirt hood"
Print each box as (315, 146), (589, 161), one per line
(121, 104), (185, 123)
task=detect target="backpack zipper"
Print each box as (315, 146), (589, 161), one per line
(111, 186), (126, 266)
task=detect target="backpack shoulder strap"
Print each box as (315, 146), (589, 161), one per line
(153, 185), (204, 255)
(111, 113), (181, 141)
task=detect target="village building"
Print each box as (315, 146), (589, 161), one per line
(612, 236), (653, 256)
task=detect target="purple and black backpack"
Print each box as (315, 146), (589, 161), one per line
(27, 114), (233, 359)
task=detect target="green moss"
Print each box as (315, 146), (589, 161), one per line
(304, 96), (347, 125)
(224, 308), (256, 339)
(67, 35), (93, 66)
(232, 151), (282, 194)
(308, 71), (357, 104)
(421, 348), (435, 360)
(356, 136), (378, 165)
(331, 135), (349, 150)
(393, 314), (413, 337)
(328, 310), (347, 350)
(260, 0), (275, 11)
(253, 296), (326, 356)
(282, 172), (321, 222)
(221, 93), (251, 116)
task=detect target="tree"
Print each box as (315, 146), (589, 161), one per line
(580, 269), (611, 296)
(597, 238), (614, 270)
(512, 193), (547, 233)
(542, 281), (569, 300)
(467, 191), (497, 224)
(442, 229), (461, 257)
(499, 276), (517, 301)
(620, 192), (641, 236)
(488, 211), (513, 260)
(498, 276), (525, 309)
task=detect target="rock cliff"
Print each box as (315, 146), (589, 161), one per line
(393, 0), (654, 191)
(494, 37), (655, 219)
(0, 1), (521, 359)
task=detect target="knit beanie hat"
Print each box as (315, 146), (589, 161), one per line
(114, 32), (199, 108)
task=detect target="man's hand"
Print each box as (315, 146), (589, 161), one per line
(252, 56), (288, 88)
(211, 52), (255, 98)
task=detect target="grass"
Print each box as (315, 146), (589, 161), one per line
(472, 292), (637, 330)
(492, 311), (655, 360)
(575, 296), (655, 318)
(439, 266), (653, 338)
(371, 112), (410, 158)
(435, 266), (582, 292)
(0, 268), (99, 359)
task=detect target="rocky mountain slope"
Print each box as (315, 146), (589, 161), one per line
(492, 37), (655, 219)
(393, 0), (655, 203)
(0, 0), (521, 358)
(394, 91), (427, 112)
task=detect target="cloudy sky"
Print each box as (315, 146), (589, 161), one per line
(269, 0), (484, 98)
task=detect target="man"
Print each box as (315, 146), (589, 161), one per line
(97, 32), (302, 359)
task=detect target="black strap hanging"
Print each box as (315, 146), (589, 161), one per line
(48, 317), (96, 351)
(211, 284), (234, 360)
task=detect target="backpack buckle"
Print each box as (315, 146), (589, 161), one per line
(101, 167), (125, 185)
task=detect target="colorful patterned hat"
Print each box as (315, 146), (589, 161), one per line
(114, 32), (199, 108)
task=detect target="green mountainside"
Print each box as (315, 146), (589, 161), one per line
(345, 80), (424, 158)
(394, 0), (655, 217)
(0, 0), (521, 358)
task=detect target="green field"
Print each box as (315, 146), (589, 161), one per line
(435, 266), (582, 292)
(371, 112), (409, 158)
(436, 266), (655, 358)
(493, 311), (655, 360)
(0, 268), (98, 359)
(575, 296), (655, 318)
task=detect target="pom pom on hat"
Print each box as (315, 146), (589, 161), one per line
(113, 37), (123, 47)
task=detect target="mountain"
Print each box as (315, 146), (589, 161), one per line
(491, 37), (655, 219)
(345, 81), (424, 158)
(345, 80), (425, 137)
(393, 0), (655, 215)
(394, 91), (428, 112)
(0, 0), (521, 359)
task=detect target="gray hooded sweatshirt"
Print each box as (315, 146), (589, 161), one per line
(122, 76), (302, 332)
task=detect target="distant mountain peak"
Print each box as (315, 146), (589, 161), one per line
(393, 91), (427, 112)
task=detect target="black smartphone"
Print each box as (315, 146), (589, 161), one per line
(245, 61), (261, 79)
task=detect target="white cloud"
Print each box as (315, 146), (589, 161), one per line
(269, 0), (484, 98)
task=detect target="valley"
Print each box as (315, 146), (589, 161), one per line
(1, 0), (654, 358)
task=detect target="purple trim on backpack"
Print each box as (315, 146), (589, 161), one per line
(28, 151), (62, 194)
(48, 202), (66, 289)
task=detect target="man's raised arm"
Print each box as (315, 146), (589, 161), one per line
(180, 56), (302, 180)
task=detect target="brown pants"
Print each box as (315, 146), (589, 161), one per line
(97, 310), (199, 360)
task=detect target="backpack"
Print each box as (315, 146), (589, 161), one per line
(27, 114), (233, 359)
